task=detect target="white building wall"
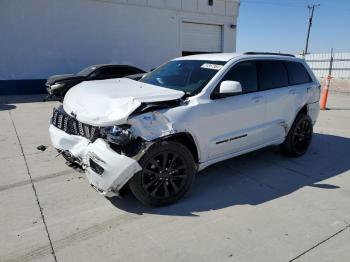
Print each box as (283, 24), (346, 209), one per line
(0, 0), (239, 80)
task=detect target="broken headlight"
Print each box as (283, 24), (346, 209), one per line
(102, 125), (134, 146)
(102, 125), (143, 157)
(50, 82), (65, 90)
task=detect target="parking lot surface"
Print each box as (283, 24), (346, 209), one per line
(0, 93), (349, 262)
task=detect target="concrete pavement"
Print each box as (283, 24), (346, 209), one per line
(0, 94), (349, 262)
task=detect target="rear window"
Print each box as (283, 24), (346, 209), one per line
(97, 66), (141, 77)
(285, 61), (312, 85)
(258, 61), (288, 90)
(98, 67), (114, 77)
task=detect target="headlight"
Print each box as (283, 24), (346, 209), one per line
(102, 125), (134, 146)
(50, 82), (65, 90)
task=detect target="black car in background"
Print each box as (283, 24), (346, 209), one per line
(124, 73), (147, 81)
(45, 64), (146, 101)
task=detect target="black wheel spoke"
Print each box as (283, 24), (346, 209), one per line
(170, 174), (186, 179)
(169, 179), (179, 192)
(143, 179), (156, 190)
(163, 182), (170, 198)
(144, 168), (160, 177)
(162, 152), (170, 168)
(141, 150), (188, 199)
(150, 182), (163, 197)
(168, 154), (178, 170)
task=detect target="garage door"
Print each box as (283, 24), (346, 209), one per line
(182, 22), (222, 54)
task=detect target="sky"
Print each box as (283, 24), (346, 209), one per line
(236, 0), (350, 54)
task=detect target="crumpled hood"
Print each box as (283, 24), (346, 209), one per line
(63, 78), (184, 126)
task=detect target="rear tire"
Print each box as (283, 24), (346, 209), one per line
(129, 141), (196, 206)
(280, 114), (313, 157)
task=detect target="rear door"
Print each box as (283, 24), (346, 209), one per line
(285, 60), (315, 102)
(285, 61), (315, 122)
(258, 60), (304, 141)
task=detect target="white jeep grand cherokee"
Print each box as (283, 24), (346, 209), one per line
(49, 52), (320, 206)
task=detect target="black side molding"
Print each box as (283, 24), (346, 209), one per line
(216, 134), (248, 145)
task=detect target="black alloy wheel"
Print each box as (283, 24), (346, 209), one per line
(142, 151), (188, 199)
(280, 114), (313, 157)
(292, 118), (313, 155)
(129, 141), (196, 206)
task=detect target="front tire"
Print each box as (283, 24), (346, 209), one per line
(280, 114), (313, 157)
(129, 141), (196, 206)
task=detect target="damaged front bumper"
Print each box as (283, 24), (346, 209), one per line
(49, 125), (142, 197)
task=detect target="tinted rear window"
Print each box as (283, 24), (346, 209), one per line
(258, 61), (288, 90)
(98, 67), (140, 77)
(98, 67), (114, 76)
(285, 61), (311, 85)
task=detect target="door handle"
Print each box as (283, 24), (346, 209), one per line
(252, 96), (263, 103)
(289, 89), (296, 94)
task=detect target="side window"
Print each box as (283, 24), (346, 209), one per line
(221, 61), (258, 93)
(112, 66), (138, 76)
(285, 61), (312, 85)
(97, 67), (114, 77)
(258, 61), (288, 90)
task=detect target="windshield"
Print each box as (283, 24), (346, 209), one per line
(139, 60), (226, 96)
(77, 66), (97, 77)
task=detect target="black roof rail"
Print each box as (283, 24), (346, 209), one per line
(243, 52), (295, 57)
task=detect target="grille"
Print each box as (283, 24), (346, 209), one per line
(51, 108), (101, 142)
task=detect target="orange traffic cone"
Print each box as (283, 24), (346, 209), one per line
(320, 76), (331, 110)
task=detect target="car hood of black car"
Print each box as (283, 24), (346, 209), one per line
(46, 74), (85, 85)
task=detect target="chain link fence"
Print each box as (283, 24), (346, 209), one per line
(297, 52), (350, 93)
(300, 52), (350, 79)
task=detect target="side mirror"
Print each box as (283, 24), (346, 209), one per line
(219, 81), (242, 95)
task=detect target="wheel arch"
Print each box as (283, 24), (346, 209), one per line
(297, 104), (308, 117)
(154, 132), (200, 164)
(284, 104), (309, 135)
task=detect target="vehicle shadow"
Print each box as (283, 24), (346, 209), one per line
(1, 94), (47, 104)
(109, 133), (350, 216)
(0, 94), (55, 111)
(0, 103), (16, 111)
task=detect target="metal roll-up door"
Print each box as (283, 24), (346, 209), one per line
(182, 22), (222, 54)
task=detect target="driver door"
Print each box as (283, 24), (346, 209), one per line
(190, 61), (267, 161)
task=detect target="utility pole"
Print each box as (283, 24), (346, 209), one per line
(303, 4), (320, 57)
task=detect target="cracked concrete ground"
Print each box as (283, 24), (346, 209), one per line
(0, 93), (349, 262)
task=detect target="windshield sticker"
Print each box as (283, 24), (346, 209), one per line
(201, 63), (223, 70)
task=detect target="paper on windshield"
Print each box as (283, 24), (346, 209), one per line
(201, 63), (223, 70)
